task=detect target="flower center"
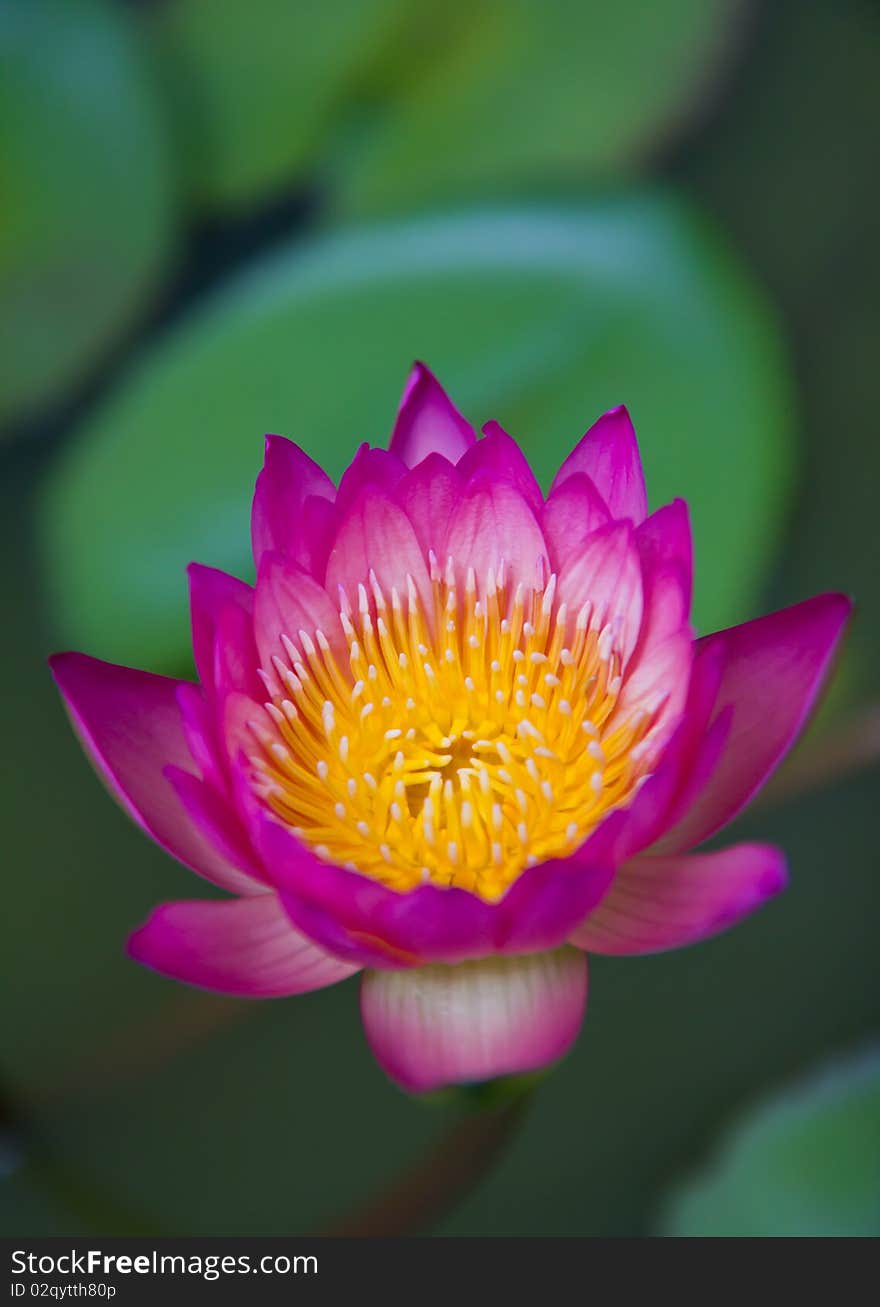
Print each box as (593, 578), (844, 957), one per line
(249, 562), (655, 901)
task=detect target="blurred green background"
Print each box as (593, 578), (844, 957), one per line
(1, 0), (878, 1237)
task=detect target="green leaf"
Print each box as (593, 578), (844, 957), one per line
(0, 0), (178, 430)
(152, 0), (742, 218)
(39, 195), (794, 672)
(332, 0), (743, 216)
(152, 0), (408, 214)
(659, 1045), (880, 1237)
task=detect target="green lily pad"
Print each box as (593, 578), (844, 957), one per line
(39, 194), (794, 672)
(660, 1045), (880, 1237)
(332, 0), (743, 216)
(0, 0), (178, 431)
(152, 0), (408, 214)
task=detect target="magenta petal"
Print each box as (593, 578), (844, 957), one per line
(220, 690), (269, 781)
(361, 947), (587, 1093)
(253, 552), (345, 677)
(395, 453), (463, 560)
(541, 473), (611, 572)
(164, 765), (265, 890)
(187, 564), (255, 696)
(571, 842), (787, 955)
(552, 405), (648, 524)
(654, 593), (852, 854)
(457, 422), (544, 515)
(445, 478), (547, 591)
(128, 893), (359, 997)
(334, 444), (408, 517)
(388, 362), (475, 468)
(588, 649), (726, 866)
(613, 628), (693, 750)
(296, 493), (337, 582)
(211, 596), (264, 702)
(176, 682), (226, 795)
(256, 807), (616, 967)
(49, 653), (255, 891)
(636, 499), (693, 613)
(251, 436), (335, 568)
(556, 520), (644, 665)
(325, 487), (432, 615)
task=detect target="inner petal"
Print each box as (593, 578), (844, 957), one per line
(245, 559), (660, 902)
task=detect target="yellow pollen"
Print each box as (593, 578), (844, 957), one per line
(248, 566), (657, 902)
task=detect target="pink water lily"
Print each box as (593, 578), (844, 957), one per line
(50, 365), (850, 1093)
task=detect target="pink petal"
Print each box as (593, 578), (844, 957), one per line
(388, 362), (475, 467)
(188, 564), (255, 695)
(556, 520), (644, 666)
(176, 682), (226, 795)
(334, 444), (408, 517)
(653, 593), (852, 854)
(612, 628), (693, 752)
(296, 494), (337, 583)
(49, 653), (257, 893)
(164, 765), (266, 890)
(541, 473), (611, 572)
(253, 553), (345, 677)
(255, 805), (616, 969)
(211, 596), (264, 702)
(395, 453), (463, 560)
(360, 947), (587, 1092)
(552, 405), (648, 524)
(571, 842), (787, 955)
(251, 436), (335, 567)
(325, 487), (432, 616)
(636, 499), (693, 614)
(219, 690), (267, 777)
(580, 647), (727, 866)
(128, 893), (359, 997)
(457, 421), (544, 515)
(444, 478), (547, 591)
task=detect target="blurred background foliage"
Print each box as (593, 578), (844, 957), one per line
(1, 0), (878, 1236)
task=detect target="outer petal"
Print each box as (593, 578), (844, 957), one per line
(251, 436), (335, 568)
(164, 766), (265, 889)
(257, 805), (618, 968)
(388, 362), (475, 467)
(128, 893), (359, 997)
(187, 564), (255, 696)
(360, 947), (587, 1092)
(654, 593), (852, 854)
(635, 499), (693, 615)
(552, 405), (648, 524)
(212, 597), (264, 702)
(49, 654), (256, 893)
(177, 682), (226, 795)
(571, 843), (787, 955)
(541, 473), (611, 572)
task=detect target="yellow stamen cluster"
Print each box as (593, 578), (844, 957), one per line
(248, 559), (655, 902)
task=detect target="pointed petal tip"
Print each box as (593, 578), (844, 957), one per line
(127, 894), (360, 997)
(389, 363), (475, 467)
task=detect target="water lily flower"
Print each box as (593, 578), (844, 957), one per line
(50, 365), (850, 1093)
